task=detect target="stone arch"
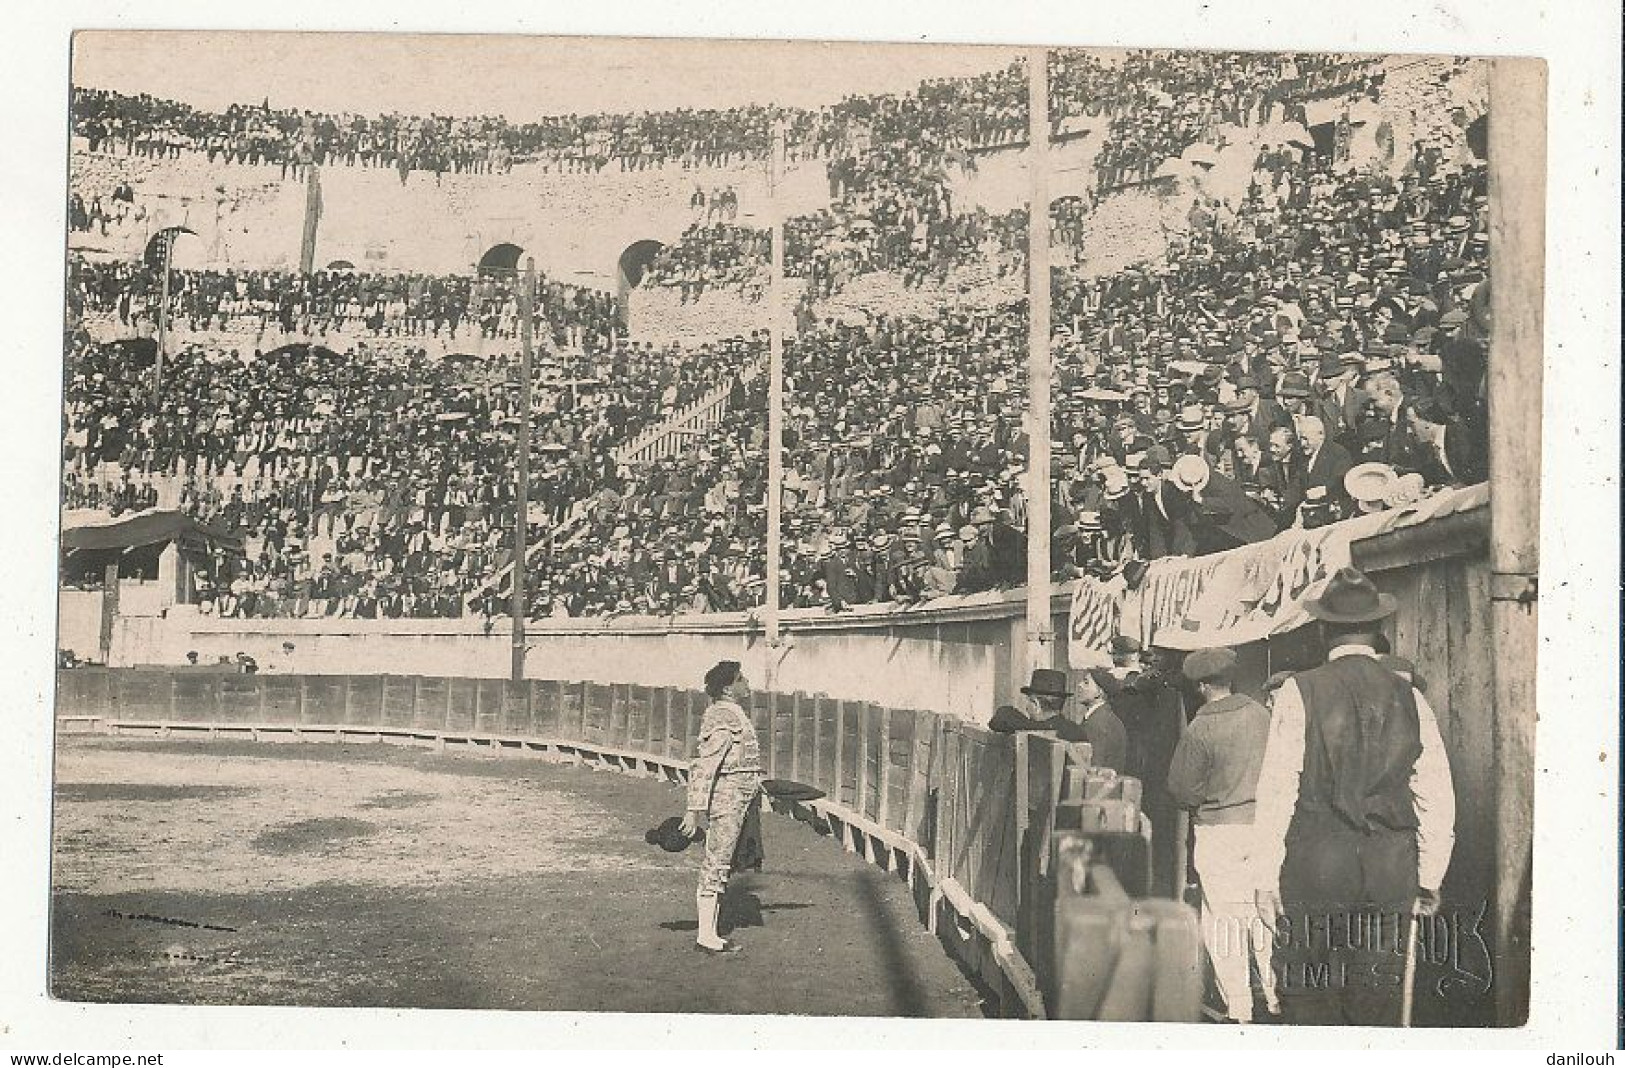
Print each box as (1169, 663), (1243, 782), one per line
(142, 226), (197, 269)
(477, 242), (526, 276)
(615, 239), (665, 303)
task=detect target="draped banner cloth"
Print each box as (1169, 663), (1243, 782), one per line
(1065, 572), (1125, 667)
(1067, 484), (1487, 666)
(1124, 517), (1380, 652)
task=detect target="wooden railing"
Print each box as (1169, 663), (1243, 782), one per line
(613, 364), (760, 467)
(55, 667), (1199, 1021)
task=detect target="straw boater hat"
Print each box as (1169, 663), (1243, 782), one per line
(1170, 454), (1211, 496)
(1345, 462), (1398, 512)
(1303, 567), (1398, 623)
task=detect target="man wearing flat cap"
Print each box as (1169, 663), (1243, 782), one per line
(1252, 567), (1456, 1025)
(1166, 645), (1278, 1024)
(680, 660), (765, 954)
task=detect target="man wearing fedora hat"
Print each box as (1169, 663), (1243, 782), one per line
(1044, 668), (1128, 776)
(1169, 454), (1279, 556)
(1252, 567), (1456, 1025)
(1313, 353), (1371, 451)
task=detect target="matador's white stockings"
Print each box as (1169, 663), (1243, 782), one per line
(696, 891), (724, 949)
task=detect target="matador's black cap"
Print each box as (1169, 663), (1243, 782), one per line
(645, 816), (701, 853)
(704, 660), (742, 695)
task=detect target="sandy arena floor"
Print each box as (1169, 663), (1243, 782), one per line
(50, 735), (985, 1017)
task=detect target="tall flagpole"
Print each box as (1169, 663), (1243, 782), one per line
(512, 258), (535, 681)
(1024, 48), (1054, 679)
(765, 117), (786, 666)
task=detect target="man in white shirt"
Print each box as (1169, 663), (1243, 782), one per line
(1167, 646), (1280, 1023)
(1252, 567), (1456, 1026)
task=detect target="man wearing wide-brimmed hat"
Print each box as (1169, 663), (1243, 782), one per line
(1006, 667), (1127, 776)
(1252, 567), (1456, 1025)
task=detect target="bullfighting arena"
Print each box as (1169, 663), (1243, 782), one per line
(51, 734), (983, 1016)
(49, 35), (1551, 1028)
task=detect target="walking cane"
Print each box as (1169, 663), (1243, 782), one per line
(1399, 901), (1421, 1028)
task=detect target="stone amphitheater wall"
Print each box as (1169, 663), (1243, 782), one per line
(69, 141), (831, 287)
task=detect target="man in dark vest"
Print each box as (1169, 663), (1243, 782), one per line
(1252, 567), (1456, 1026)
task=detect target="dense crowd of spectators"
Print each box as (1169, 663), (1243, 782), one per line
(68, 258), (624, 354)
(484, 155), (1490, 616)
(63, 52), (1492, 619)
(70, 55), (1032, 181)
(72, 51), (1377, 184)
(1085, 52), (1382, 190)
(639, 225), (773, 303)
(68, 182), (140, 236)
(632, 50), (1390, 300)
(585, 140), (1487, 612)
(61, 319), (756, 618)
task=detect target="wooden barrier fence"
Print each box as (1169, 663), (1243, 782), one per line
(55, 668), (1198, 1021)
